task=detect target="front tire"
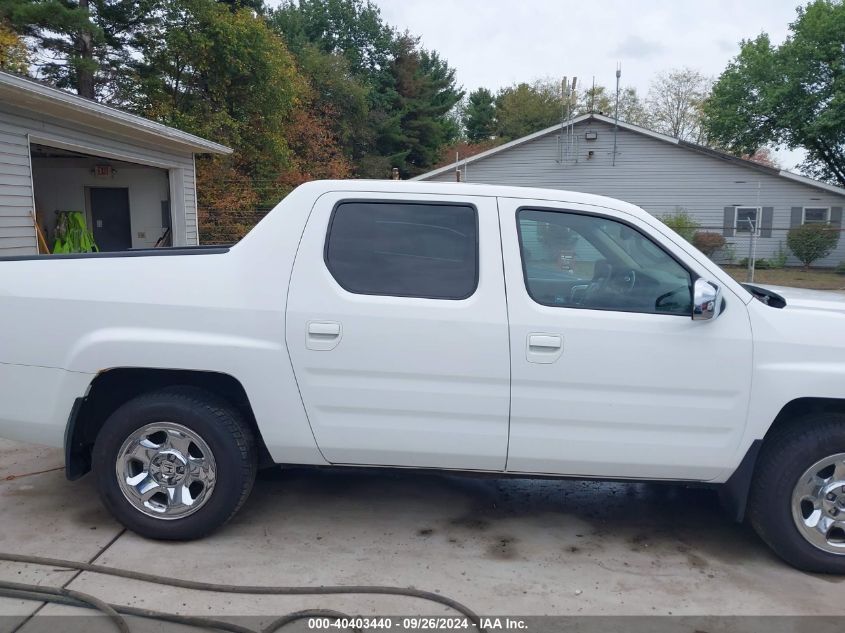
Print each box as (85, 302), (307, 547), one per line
(92, 386), (257, 540)
(748, 412), (845, 573)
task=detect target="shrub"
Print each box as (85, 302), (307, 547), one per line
(836, 261), (845, 275)
(738, 257), (773, 270)
(786, 224), (840, 271)
(660, 208), (700, 242)
(692, 231), (725, 257)
(771, 241), (789, 268)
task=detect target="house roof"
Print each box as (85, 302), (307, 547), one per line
(0, 71), (232, 155)
(413, 113), (845, 198)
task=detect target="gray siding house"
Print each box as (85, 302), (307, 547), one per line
(0, 71), (231, 257)
(415, 113), (845, 267)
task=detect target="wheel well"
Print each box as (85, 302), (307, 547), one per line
(66, 368), (273, 480)
(721, 397), (845, 522)
(765, 397), (845, 440)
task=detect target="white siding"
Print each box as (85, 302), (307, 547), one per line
(0, 103), (200, 256)
(425, 120), (845, 266)
(0, 118), (37, 255)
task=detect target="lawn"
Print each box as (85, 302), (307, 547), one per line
(721, 265), (845, 291)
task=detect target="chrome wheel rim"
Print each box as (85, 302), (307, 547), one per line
(791, 453), (845, 555)
(116, 422), (216, 520)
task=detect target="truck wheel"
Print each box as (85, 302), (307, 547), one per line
(92, 386), (257, 540)
(748, 412), (845, 573)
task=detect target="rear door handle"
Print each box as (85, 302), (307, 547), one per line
(526, 333), (563, 364)
(306, 321), (342, 350)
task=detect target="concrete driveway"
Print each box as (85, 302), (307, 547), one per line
(2, 438), (844, 632)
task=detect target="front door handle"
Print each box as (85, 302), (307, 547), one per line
(526, 333), (563, 364)
(306, 321), (342, 351)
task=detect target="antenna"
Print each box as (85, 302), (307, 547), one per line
(612, 62), (621, 167)
(591, 76), (595, 112)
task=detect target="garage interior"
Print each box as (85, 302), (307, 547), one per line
(30, 143), (173, 253)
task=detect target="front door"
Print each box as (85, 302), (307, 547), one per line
(90, 187), (132, 251)
(286, 192), (510, 470)
(499, 198), (753, 480)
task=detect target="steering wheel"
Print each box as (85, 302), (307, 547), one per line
(608, 268), (637, 293)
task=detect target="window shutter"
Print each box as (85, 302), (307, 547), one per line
(723, 207), (735, 237)
(832, 207), (842, 246)
(760, 207), (774, 238)
(790, 207), (803, 227)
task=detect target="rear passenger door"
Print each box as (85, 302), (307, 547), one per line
(286, 192), (510, 470)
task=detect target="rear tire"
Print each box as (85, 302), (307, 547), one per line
(748, 412), (845, 573)
(92, 386), (257, 540)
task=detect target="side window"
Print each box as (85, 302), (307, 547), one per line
(325, 201), (478, 299)
(517, 209), (692, 316)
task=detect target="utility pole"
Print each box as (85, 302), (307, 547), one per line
(612, 63), (621, 166)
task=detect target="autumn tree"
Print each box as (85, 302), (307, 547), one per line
(0, 22), (27, 72)
(703, 0), (845, 187)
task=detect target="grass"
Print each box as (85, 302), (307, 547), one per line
(721, 265), (845, 291)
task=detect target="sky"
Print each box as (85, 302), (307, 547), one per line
(275, 0), (809, 169)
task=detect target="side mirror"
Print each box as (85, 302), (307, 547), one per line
(692, 279), (721, 321)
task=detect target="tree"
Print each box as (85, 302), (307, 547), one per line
(373, 34), (463, 176)
(703, 1), (845, 187)
(463, 87), (496, 141)
(646, 67), (711, 142)
(660, 208), (700, 242)
(494, 81), (560, 140)
(787, 224), (840, 270)
(576, 84), (649, 126)
(270, 0), (394, 78)
(741, 147), (781, 169)
(0, 22), (28, 73)
(0, 0), (156, 99)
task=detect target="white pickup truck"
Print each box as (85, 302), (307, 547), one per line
(2, 180), (844, 572)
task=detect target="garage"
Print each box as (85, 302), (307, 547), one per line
(0, 71), (231, 256)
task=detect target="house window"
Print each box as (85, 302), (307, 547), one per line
(803, 207), (830, 225)
(735, 207), (761, 233)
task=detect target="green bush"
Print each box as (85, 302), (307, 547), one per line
(836, 262), (845, 275)
(692, 231), (725, 257)
(738, 257), (773, 270)
(786, 224), (840, 270)
(660, 208), (700, 243)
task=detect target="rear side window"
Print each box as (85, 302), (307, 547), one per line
(325, 201), (478, 299)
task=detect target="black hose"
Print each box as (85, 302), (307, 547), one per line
(0, 552), (484, 633)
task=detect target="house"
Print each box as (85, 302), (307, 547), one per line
(414, 113), (845, 267)
(0, 71), (231, 257)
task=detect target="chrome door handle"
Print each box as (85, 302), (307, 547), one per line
(526, 333), (563, 364)
(306, 321), (342, 350)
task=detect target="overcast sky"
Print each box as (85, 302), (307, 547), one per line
(275, 1), (808, 169)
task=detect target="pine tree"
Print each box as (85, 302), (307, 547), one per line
(463, 87), (495, 142)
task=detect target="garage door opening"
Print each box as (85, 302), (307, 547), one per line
(29, 143), (172, 253)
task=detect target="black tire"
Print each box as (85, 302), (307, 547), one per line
(748, 411), (845, 573)
(92, 385), (257, 540)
